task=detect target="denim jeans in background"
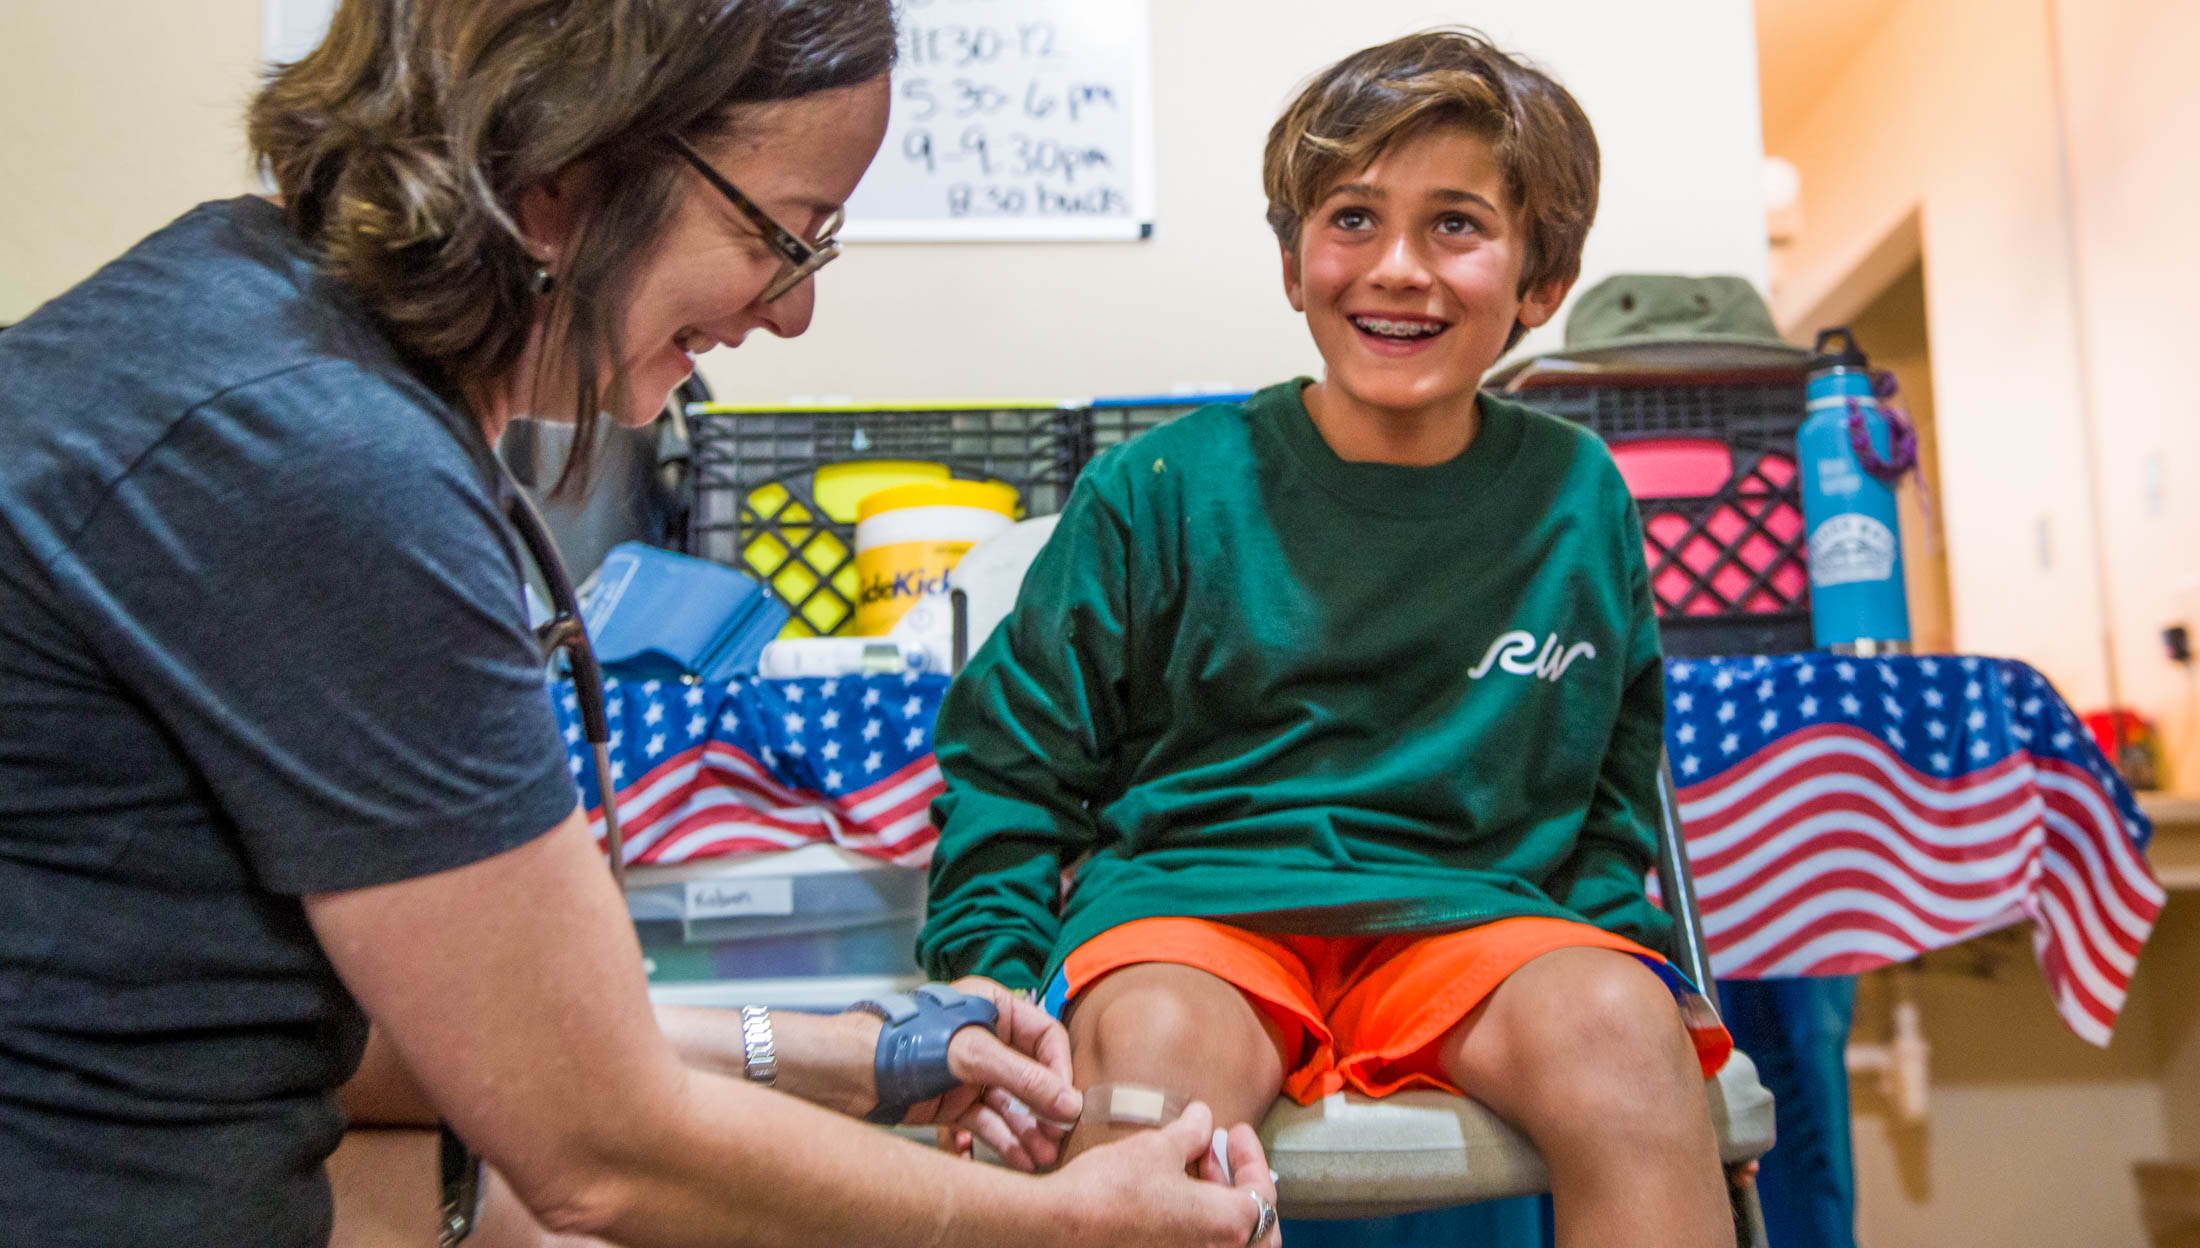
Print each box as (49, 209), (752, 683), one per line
(1722, 974), (1860, 1248)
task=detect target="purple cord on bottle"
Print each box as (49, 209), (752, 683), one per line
(1846, 369), (1917, 480)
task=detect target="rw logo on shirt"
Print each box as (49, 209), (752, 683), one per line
(1468, 630), (1598, 683)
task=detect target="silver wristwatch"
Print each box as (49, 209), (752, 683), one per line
(738, 1005), (778, 1087)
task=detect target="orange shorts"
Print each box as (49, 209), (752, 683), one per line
(1045, 916), (1733, 1104)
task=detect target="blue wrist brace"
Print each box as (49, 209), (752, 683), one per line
(854, 983), (1000, 1125)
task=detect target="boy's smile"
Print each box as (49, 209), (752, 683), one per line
(1283, 126), (1568, 463)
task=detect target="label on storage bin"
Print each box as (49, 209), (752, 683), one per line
(684, 878), (795, 919)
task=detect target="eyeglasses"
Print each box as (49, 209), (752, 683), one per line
(667, 135), (843, 304)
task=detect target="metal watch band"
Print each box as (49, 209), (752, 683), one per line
(739, 1005), (778, 1087)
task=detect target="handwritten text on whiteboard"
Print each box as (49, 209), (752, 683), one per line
(843, 0), (1153, 241)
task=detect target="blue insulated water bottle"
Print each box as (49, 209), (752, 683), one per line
(1800, 328), (1911, 653)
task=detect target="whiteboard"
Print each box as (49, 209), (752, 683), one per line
(842, 0), (1156, 242)
(262, 0), (337, 65)
(262, 0), (1155, 241)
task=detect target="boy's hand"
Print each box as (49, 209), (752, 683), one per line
(1050, 1102), (1283, 1248)
(891, 976), (1081, 1171)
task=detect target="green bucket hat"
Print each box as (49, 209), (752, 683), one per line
(1489, 274), (1807, 388)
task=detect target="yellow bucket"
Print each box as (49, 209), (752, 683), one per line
(853, 481), (1018, 636)
(743, 461), (950, 637)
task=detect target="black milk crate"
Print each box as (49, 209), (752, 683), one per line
(1507, 373), (1812, 657)
(685, 402), (1085, 636)
(1076, 393), (1256, 470)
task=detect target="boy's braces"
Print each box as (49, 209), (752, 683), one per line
(1350, 315), (1448, 338)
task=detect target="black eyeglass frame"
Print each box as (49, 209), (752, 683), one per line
(666, 135), (843, 304)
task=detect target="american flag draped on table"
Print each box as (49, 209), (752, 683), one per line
(555, 653), (2162, 1044)
(555, 671), (950, 868)
(1665, 653), (2162, 1045)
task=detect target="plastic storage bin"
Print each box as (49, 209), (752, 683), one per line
(624, 843), (925, 985)
(1510, 374), (1812, 657)
(1078, 393), (1254, 466)
(1086, 380), (1812, 657)
(684, 402), (1084, 637)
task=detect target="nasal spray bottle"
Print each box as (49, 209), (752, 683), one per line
(1799, 328), (1912, 655)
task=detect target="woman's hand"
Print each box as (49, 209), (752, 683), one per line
(660, 979), (1077, 1167)
(890, 976), (1082, 1171)
(1048, 1102), (1283, 1248)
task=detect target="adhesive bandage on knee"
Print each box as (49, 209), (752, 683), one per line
(1080, 1082), (1184, 1128)
(1075, 1083), (1284, 1190)
(1080, 1084), (1231, 1176)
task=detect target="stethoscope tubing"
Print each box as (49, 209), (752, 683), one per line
(497, 460), (628, 890)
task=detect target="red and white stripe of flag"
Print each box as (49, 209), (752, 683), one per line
(585, 747), (944, 869)
(1676, 723), (2162, 1046)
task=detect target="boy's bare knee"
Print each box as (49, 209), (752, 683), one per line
(1073, 965), (1284, 1080)
(1077, 976), (1211, 1073)
(1055, 966), (1287, 1164)
(1065, 965), (1286, 1120)
(1547, 952), (1690, 1061)
(1457, 949), (1703, 1136)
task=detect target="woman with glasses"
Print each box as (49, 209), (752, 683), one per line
(0, 2), (1278, 1246)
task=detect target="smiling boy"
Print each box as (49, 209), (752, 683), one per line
(920, 30), (1734, 1245)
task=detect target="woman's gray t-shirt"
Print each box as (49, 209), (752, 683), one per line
(0, 198), (580, 1246)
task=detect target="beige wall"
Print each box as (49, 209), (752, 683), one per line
(2052, 0), (2200, 795)
(1764, 0), (2112, 713)
(1848, 926), (2184, 1248)
(1766, 4), (2200, 1242)
(1857, 1082), (2166, 1248)
(2150, 900), (2200, 1161)
(1, 1), (1772, 397)
(1765, 0), (2200, 785)
(1, 2), (263, 323)
(703, 0), (1772, 403)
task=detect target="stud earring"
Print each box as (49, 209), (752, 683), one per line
(530, 266), (556, 296)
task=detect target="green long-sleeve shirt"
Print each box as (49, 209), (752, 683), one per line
(918, 380), (1669, 990)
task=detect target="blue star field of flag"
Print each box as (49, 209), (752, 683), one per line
(553, 670), (952, 805)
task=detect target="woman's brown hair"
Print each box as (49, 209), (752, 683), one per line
(1263, 28), (1599, 303)
(249, 0), (895, 493)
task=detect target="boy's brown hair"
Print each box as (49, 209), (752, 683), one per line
(1263, 28), (1600, 299)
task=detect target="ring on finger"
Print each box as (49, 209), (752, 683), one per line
(1244, 1189), (1277, 1247)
